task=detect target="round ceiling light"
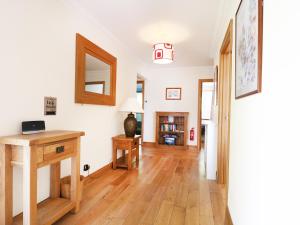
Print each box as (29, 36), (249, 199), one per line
(153, 43), (174, 64)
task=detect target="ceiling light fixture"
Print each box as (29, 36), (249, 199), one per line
(153, 43), (174, 64)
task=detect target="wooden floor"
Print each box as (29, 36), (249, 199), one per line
(54, 146), (229, 225)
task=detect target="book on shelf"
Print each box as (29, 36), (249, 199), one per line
(168, 116), (174, 123)
(160, 124), (177, 132)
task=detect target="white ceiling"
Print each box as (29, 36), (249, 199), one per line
(73, 0), (222, 68)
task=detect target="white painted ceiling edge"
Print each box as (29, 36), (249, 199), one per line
(64, 0), (146, 69)
(209, 0), (226, 58)
(68, 0), (222, 68)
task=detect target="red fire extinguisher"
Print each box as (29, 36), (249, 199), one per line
(190, 128), (195, 141)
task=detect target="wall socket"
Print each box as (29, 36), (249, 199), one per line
(83, 164), (90, 172)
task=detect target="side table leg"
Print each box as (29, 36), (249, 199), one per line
(0, 144), (13, 225)
(71, 138), (81, 213)
(112, 141), (117, 169)
(136, 143), (140, 167)
(128, 146), (132, 170)
(23, 146), (37, 225)
(50, 162), (61, 198)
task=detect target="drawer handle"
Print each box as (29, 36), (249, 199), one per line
(56, 146), (65, 154)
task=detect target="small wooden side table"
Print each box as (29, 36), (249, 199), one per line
(112, 135), (141, 170)
(0, 130), (84, 225)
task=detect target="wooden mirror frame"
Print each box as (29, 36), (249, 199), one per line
(75, 33), (117, 106)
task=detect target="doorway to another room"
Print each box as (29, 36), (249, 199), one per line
(217, 21), (233, 204)
(197, 79), (214, 178)
(136, 80), (144, 142)
(198, 79), (214, 151)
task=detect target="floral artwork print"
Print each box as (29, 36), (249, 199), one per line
(236, 0), (261, 98)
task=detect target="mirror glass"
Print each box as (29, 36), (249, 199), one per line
(85, 53), (111, 95)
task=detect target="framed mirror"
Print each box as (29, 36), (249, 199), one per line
(75, 33), (117, 106)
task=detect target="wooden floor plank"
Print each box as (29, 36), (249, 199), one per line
(48, 146), (227, 225)
(169, 206), (186, 225)
(185, 206), (200, 225)
(153, 200), (174, 225)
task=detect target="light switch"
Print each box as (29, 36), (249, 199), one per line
(44, 97), (57, 115)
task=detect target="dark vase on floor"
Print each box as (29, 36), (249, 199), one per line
(124, 113), (137, 137)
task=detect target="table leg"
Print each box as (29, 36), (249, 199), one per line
(128, 146), (132, 170)
(136, 143), (140, 167)
(112, 141), (117, 169)
(50, 162), (61, 198)
(71, 138), (81, 213)
(0, 144), (13, 225)
(23, 146), (37, 225)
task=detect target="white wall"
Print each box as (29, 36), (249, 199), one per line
(202, 120), (217, 180)
(212, 0), (300, 225)
(0, 0), (142, 215)
(141, 66), (213, 146)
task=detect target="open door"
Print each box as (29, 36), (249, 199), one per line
(217, 20), (233, 194)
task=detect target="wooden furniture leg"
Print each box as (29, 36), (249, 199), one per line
(50, 162), (61, 198)
(23, 146), (37, 225)
(112, 141), (117, 169)
(0, 144), (13, 225)
(71, 138), (81, 213)
(136, 144), (140, 166)
(128, 146), (132, 170)
(0, 131), (85, 225)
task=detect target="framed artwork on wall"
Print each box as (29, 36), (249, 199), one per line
(235, 0), (263, 99)
(166, 88), (182, 100)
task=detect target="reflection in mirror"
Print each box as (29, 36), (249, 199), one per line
(85, 53), (110, 95)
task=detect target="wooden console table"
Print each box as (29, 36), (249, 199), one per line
(0, 130), (85, 225)
(112, 135), (141, 170)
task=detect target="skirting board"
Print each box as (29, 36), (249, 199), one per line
(225, 206), (234, 225)
(83, 151), (136, 186)
(142, 142), (156, 147)
(143, 142), (198, 151)
(83, 162), (112, 186)
(187, 145), (198, 150)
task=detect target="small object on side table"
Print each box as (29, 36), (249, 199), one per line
(112, 135), (141, 170)
(119, 97), (144, 137)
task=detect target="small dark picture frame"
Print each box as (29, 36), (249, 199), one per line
(166, 88), (182, 100)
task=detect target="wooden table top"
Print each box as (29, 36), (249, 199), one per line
(0, 130), (85, 146)
(112, 134), (141, 141)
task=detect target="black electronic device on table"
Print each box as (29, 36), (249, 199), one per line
(22, 121), (45, 134)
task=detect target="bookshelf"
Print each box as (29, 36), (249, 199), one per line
(155, 111), (189, 149)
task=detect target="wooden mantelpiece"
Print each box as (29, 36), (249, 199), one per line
(0, 130), (85, 225)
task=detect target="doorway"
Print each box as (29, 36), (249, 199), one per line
(197, 79), (214, 151)
(136, 80), (145, 142)
(217, 20), (233, 195)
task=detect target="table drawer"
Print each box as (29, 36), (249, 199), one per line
(115, 140), (131, 149)
(44, 139), (75, 161)
(11, 146), (44, 164)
